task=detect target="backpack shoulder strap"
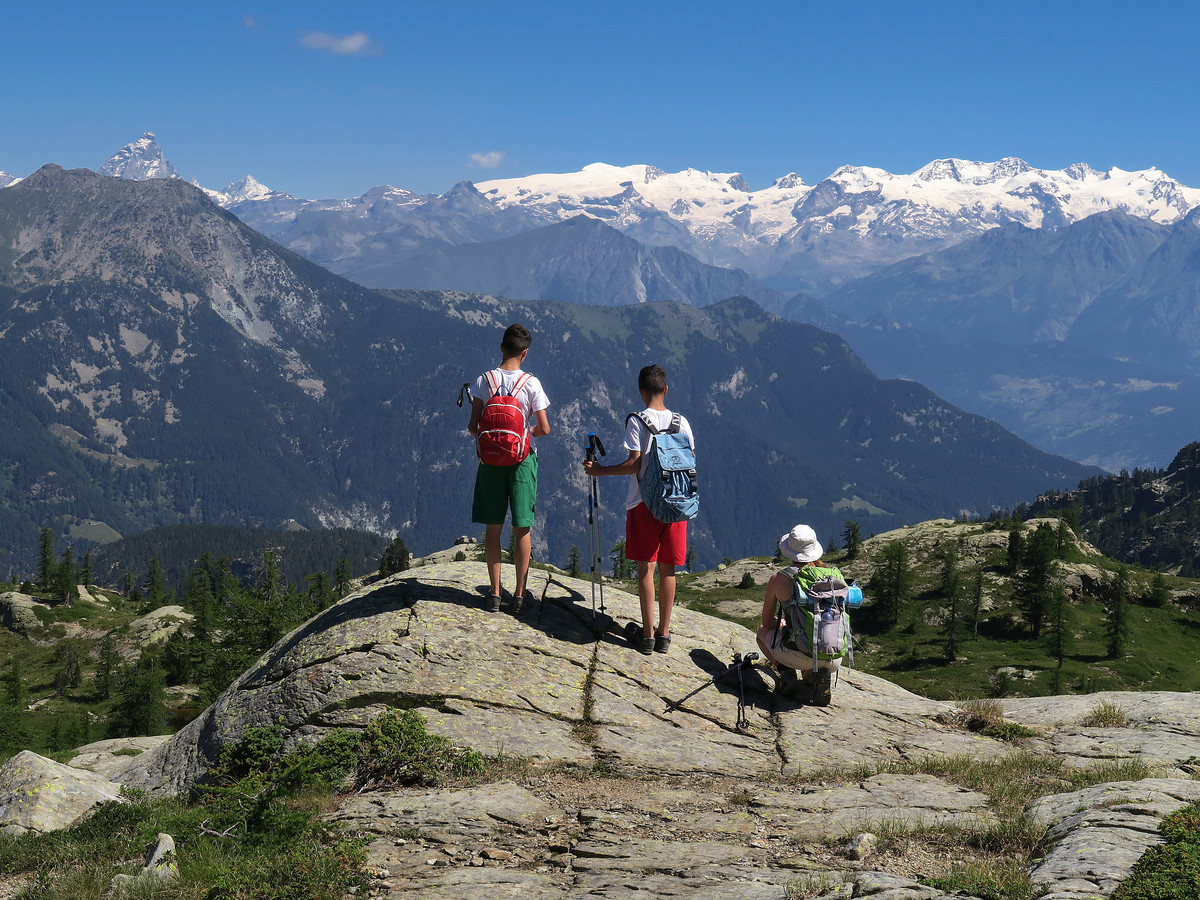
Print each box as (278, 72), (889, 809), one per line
(626, 411), (659, 435)
(666, 412), (682, 434)
(511, 372), (532, 396)
(483, 369), (501, 396)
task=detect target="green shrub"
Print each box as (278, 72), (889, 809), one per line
(1115, 801), (1200, 899)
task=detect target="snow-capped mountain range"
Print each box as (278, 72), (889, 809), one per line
(5, 133), (1200, 294)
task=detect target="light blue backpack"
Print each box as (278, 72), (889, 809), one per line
(628, 411), (698, 523)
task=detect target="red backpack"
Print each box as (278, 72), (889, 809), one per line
(476, 370), (532, 466)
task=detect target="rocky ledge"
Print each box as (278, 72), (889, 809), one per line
(41, 563), (1200, 897)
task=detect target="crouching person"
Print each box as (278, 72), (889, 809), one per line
(756, 524), (859, 707)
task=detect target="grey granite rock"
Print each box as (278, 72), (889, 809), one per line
(0, 592), (43, 636)
(114, 562), (1007, 795)
(1026, 778), (1200, 900)
(0, 751), (125, 836)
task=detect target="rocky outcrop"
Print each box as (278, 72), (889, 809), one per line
(0, 592), (44, 636)
(27, 559), (1190, 899)
(113, 562), (1011, 795)
(0, 751), (125, 836)
(117, 605), (193, 659)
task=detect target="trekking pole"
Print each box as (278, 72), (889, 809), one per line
(586, 433), (607, 620)
(664, 652), (760, 721)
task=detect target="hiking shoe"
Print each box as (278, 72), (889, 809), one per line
(624, 621), (654, 655)
(653, 631), (671, 654)
(776, 665), (801, 696)
(812, 668), (833, 707)
(485, 592), (502, 613)
(511, 589), (534, 615)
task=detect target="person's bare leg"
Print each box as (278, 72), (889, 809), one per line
(512, 526), (531, 597)
(657, 568), (676, 636)
(484, 523), (504, 596)
(637, 560), (656, 637)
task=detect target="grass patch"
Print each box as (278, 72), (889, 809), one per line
(0, 709), (489, 899)
(1079, 699), (1130, 728)
(926, 857), (1037, 900)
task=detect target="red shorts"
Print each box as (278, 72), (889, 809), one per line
(625, 502), (687, 566)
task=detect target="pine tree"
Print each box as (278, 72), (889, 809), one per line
(94, 634), (118, 701)
(1006, 527), (1025, 575)
(379, 538), (411, 578)
(55, 546), (79, 606)
(841, 520), (862, 559)
(567, 546), (581, 577)
(1107, 565), (1131, 659)
(939, 543), (964, 661)
(146, 558), (168, 608)
(108, 654), (168, 738)
(1146, 572), (1171, 608)
(1021, 524), (1057, 637)
(335, 559), (353, 598)
(867, 540), (912, 628)
(1046, 582), (1071, 672)
(37, 527), (55, 589)
(970, 564), (984, 640)
(81, 551), (93, 588)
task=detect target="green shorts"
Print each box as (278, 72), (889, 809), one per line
(472, 453), (539, 527)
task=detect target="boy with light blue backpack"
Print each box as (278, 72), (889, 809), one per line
(584, 364), (697, 656)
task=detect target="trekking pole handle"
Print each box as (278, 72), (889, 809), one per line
(586, 433), (606, 462)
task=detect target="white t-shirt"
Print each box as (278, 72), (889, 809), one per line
(471, 368), (550, 450)
(623, 408), (695, 510)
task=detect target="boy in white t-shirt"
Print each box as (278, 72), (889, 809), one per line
(468, 324), (551, 613)
(584, 364), (693, 655)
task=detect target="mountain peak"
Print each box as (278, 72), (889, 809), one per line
(222, 175), (273, 202)
(0, 170), (17, 188)
(99, 132), (180, 181)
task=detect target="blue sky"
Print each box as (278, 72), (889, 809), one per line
(6, 1), (1199, 199)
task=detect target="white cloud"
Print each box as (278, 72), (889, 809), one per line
(470, 150), (505, 169)
(299, 31), (381, 56)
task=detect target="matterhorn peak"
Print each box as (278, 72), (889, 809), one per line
(99, 132), (180, 181)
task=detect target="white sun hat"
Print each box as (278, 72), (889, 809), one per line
(778, 524), (823, 564)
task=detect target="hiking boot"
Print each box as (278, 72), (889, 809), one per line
(624, 621), (654, 655)
(485, 592), (502, 613)
(776, 665), (801, 696)
(511, 589), (534, 615)
(812, 668), (833, 707)
(653, 631), (671, 654)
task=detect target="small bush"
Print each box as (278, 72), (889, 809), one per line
(1114, 800), (1200, 899)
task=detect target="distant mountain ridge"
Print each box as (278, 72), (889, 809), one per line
(14, 133), (1194, 296)
(349, 215), (787, 310)
(0, 164), (1099, 570)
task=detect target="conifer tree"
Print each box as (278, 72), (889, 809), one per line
(939, 543), (964, 661)
(55, 546), (78, 606)
(108, 653), (168, 738)
(1021, 524), (1057, 637)
(37, 526), (55, 589)
(1006, 527), (1025, 575)
(379, 537), (411, 578)
(868, 540), (912, 628)
(81, 551), (93, 588)
(970, 563), (984, 640)
(1046, 582), (1071, 672)
(1146, 572), (1171, 608)
(841, 520), (862, 559)
(1107, 565), (1131, 659)
(335, 558), (353, 598)
(567, 546), (581, 577)
(146, 557), (168, 608)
